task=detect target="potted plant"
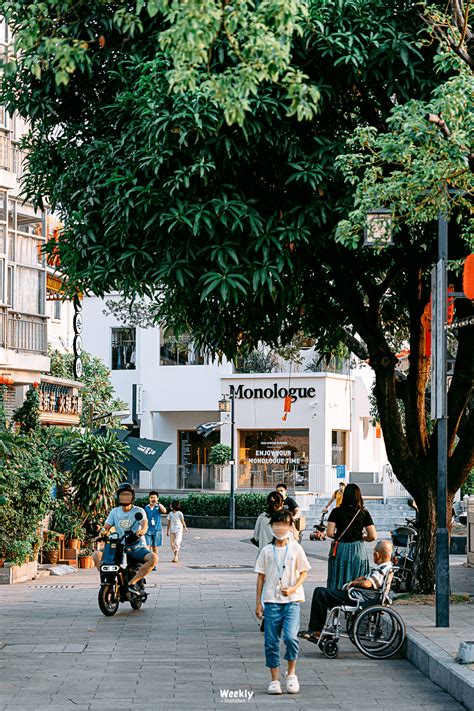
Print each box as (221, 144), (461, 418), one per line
(51, 501), (85, 550)
(208, 444), (232, 491)
(78, 546), (95, 569)
(41, 539), (60, 565)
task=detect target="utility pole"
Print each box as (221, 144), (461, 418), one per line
(434, 212), (450, 627)
(229, 392), (236, 530)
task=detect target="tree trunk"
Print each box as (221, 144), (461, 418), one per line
(412, 481), (436, 593)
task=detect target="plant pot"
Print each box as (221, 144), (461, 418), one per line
(0, 559), (4, 568)
(66, 538), (81, 550)
(78, 555), (94, 569)
(42, 550), (59, 565)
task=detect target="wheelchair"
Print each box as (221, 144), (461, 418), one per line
(317, 569), (406, 660)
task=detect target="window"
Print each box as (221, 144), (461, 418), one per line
(0, 260), (4, 303)
(0, 106), (12, 131)
(37, 271), (45, 315)
(111, 327), (136, 370)
(331, 430), (347, 466)
(7, 266), (13, 307)
(53, 299), (61, 320)
(160, 328), (208, 366)
(238, 429), (309, 489)
(0, 133), (11, 170)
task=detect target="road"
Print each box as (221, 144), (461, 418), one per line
(0, 529), (463, 710)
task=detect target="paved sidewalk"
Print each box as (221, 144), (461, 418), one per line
(0, 530), (466, 710)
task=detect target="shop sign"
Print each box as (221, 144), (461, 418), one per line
(230, 383), (316, 401)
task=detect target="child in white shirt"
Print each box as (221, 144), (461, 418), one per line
(255, 509), (310, 695)
(167, 500), (188, 562)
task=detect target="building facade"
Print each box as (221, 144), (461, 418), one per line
(83, 295), (390, 494)
(0, 16), (80, 422)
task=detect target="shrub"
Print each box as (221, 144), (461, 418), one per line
(0, 448), (53, 565)
(135, 492), (268, 518)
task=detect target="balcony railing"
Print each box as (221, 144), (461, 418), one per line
(0, 309), (48, 354)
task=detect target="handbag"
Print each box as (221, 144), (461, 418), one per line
(331, 509), (361, 558)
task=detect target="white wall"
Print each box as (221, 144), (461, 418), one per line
(47, 298), (74, 353)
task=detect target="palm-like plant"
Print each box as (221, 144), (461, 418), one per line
(69, 431), (129, 524)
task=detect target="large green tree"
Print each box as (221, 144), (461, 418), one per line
(2, 0), (473, 590)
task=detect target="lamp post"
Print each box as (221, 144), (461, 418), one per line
(431, 212), (450, 628)
(219, 393), (236, 529)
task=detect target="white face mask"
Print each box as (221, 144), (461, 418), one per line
(273, 531), (290, 541)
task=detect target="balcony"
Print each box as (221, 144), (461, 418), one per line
(0, 307), (48, 354)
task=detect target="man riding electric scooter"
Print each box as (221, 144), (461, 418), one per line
(93, 483), (157, 595)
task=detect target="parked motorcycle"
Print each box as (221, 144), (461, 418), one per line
(97, 512), (148, 616)
(309, 512), (327, 541)
(391, 517), (418, 593)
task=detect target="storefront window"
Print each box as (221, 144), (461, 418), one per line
(238, 429), (309, 489)
(331, 430), (347, 466)
(111, 327), (136, 370)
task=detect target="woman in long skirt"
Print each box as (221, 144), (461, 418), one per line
(326, 483), (377, 589)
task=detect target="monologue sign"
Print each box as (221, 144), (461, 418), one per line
(230, 383), (315, 402)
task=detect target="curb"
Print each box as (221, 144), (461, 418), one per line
(406, 628), (474, 709)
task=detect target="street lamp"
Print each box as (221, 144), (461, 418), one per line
(219, 394), (236, 530)
(363, 209), (394, 248)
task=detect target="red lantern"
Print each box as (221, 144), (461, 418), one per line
(282, 395), (292, 422)
(463, 254), (474, 300)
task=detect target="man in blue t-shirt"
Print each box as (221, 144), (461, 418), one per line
(92, 483), (157, 595)
(145, 491), (167, 568)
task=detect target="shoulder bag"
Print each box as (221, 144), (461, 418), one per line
(331, 509), (361, 558)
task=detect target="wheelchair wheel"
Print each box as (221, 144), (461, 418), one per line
(321, 640), (339, 659)
(352, 606), (406, 659)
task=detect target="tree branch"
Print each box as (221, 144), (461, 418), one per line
(341, 329), (369, 360)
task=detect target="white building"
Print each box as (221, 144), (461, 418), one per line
(82, 295), (390, 496)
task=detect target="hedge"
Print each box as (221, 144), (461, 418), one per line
(135, 492), (267, 517)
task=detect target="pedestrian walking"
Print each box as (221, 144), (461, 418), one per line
(252, 491), (285, 550)
(144, 491), (167, 569)
(167, 500), (188, 563)
(322, 481), (345, 513)
(255, 510), (311, 695)
(326, 483), (376, 589)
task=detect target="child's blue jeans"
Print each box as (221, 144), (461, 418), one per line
(264, 602), (300, 668)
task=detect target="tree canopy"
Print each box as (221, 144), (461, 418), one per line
(2, 0), (473, 589)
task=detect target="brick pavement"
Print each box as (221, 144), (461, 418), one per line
(0, 530), (465, 710)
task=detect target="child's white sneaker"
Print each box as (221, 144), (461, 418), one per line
(286, 674), (300, 694)
(267, 680), (282, 695)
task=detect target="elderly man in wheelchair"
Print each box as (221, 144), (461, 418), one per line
(299, 540), (405, 659)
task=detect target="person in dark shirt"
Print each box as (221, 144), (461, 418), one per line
(276, 483), (301, 518)
(299, 540), (393, 643)
(325, 483), (377, 588)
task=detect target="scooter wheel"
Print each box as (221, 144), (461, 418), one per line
(130, 597), (142, 610)
(98, 585), (119, 616)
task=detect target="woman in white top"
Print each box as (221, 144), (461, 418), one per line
(253, 491), (298, 550)
(167, 500), (188, 562)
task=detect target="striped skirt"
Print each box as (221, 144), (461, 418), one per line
(327, 540), (370, 589)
